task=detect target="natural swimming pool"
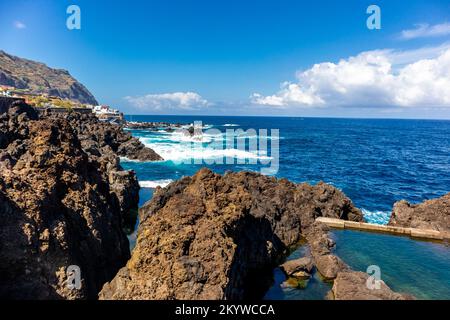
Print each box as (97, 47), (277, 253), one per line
(265, 230), (450, 300)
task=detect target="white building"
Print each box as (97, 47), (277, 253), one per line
(92, 105), (120, 115)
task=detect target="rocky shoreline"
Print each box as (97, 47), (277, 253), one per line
(125, 121), (185, 131)
(1, 102), (448, 300)
(98, 169), (412, 300)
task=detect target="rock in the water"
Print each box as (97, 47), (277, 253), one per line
(280, 257), (313, 278)
(99, 168), (363, 300)
(282, 277), (309, 289)
(117, 138), (163, 161)
(0, 103), (136, 299)
(314, 254), (348, 280)
(330, 271), (414, 300)
(304, 221), (348, 280)
(389, 194), (450, 233)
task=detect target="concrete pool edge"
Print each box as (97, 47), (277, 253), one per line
(316, 217), (450, 242)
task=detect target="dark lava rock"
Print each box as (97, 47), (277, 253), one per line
(44, 111), (163, 162)
(99, 168), (363, 300)
(0, 104), (134, 299)
(117, 138), (162, 162)
(389, 194), (450, 233)
(305, 222), (348, 280)
(280, 257), (313, 278)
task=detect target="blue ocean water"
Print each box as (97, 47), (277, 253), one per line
(122, 115), (450, 225)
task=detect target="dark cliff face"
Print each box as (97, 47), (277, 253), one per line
(99, 168), (363, 300)
(0, 102), (154, 299)
(0, 50), (98, 105)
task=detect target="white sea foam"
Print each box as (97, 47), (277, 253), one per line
(139, 179), (174, 188)
(223, 124), (239, 127)
(139, 137), (272, 162)
(119, 156), (138, 162)
(119, 156), (164, 163)
(169, 132), (215, 143)
(361, 209), (391, 225)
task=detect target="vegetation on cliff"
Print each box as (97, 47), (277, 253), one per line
(0, 50), (98, 105)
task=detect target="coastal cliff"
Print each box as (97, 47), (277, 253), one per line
(99, 168), (365, 300)
(0, 50), (98, 105)
(0, 100), (161, 299)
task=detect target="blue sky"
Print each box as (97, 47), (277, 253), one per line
(1, 0), (450, 118)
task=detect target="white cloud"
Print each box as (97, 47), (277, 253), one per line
(251, 46), (450, 109)
(13, 21), (26, 29)
(400, 23), (450, 40)
(124, 92), (210, 111)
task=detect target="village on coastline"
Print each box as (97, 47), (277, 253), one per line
(0, 84), (123, 123)
(0, 84), (190, 132)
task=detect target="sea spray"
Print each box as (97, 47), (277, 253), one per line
(170, 121), (279, 175)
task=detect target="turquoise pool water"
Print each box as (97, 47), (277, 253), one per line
(264, 244), (332, 300)
(264, 230), (450, 300)
(121, 116), (450, 299)
(332, 230), (450, 300)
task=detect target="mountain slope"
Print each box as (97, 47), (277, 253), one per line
(0, 50), (98, 105)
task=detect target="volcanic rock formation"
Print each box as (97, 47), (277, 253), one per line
(0, 101), (159, 299)
(330, 271), (413, 300)
(99, 168), (364, 300)
(389, 193), (450, 233)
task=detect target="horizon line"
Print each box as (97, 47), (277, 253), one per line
(123, 114), (450, 121)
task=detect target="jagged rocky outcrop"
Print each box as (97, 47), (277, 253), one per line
(125, 121), (184, 130)
(42, 111), (163, 162)
(304, 222), (349, 280)
(280, 257), (314, 279)
(330, 271), (413, 300)
(0, 50), (98, 105)
(0, 101), (148, 299)
(389, 193), (450, 233)
(99, 168), (364, 300)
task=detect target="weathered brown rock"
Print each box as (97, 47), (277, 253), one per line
(43, 111), (163, 162)
(0, 103), (137, 299)
(280, 257), (313, 278)
(314, 254), (348, 280)
(117, 138), (163, 162)
(389, 194), (450, 233)
(99, 168), (363, 300)
(330, 271), (414, 300)
(305, 222), (348, 280)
